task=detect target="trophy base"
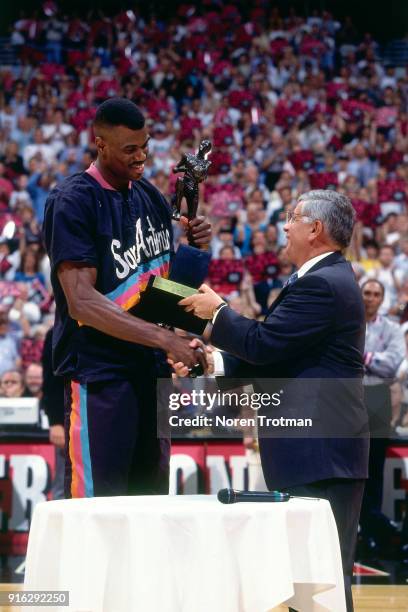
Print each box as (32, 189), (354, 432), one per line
(132, 275), (208, 335)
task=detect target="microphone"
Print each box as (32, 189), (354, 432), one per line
(217, 488), (290, 504)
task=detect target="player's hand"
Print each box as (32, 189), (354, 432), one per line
(165, 336), (207, 374)
(179, 284), (224, 320)
(180, 216), (212, 249)
(169, 361), (190, 377)
(50, 424), (65, 448)
(169, 345), (214, 377)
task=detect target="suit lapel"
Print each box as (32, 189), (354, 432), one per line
(266, 251), (344, 316)
(267, 284), (290, 315)
(304, 250), (344, 274)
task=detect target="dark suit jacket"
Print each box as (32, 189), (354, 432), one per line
(211, 251), (369, 489)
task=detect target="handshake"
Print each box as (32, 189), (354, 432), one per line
(165, 335), (215, 378)
(164, 284), (223, 377)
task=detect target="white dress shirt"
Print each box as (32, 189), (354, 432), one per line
(296, 251), (335, 278)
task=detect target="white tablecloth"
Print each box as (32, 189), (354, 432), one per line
(24, 495), (346, 612)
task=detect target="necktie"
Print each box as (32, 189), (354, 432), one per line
(284, 272), (298, 288)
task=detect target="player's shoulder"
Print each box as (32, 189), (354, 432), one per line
(44, 172), (99, 225)
(47, 172), (97, 208)
(51, 172), (95, 197)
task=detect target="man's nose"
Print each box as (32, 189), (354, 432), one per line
(135, 149), (147, 161)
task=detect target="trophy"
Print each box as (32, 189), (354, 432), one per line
(133, 140), (213, 337)
(171, 139), (212, 222)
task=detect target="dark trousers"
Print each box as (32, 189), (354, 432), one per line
(283, 478), (365, 612)
(360, 438), (389, 537)
(63, 378), (170, 498)
(51, 446), (65, 500)
(360, 384), (391, 540)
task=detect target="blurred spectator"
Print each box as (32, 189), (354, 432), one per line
(207, 252), (244, 298)
(359, 240), (381, 273)
(0, 369), (26, 398)
(23, 129), (56, 170)
(14, 246), (46, 286)
(260, 131), (288, 190)
(27, 169), (55, 221)
(239, 272), (262, 318)
(9, 175), (32, 210)
(395, 328), (408, 429)
(347, 144), (378, 187)
(361, 279), (405, 556)
(24, 362), (43, 398)
(362, 245), (404, 314)
(11, 116), (36, 151)
(0, 307), (21, 376)
(20, 325), (45, 371)
(0, 141), (25, 179)
(41, 109), (73, 156)
(0, 162), (14, 208)
(234, 202), (267, 256)
(264, 224), (279, 252)
(15, 201), (41, 243)
(211, 222), (241, 259)
(394, 235), (408, 276)
(0, 237), (20, 280)
(270, 186), (295, 223)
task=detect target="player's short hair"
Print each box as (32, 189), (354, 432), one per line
(94, 97), (145, 130)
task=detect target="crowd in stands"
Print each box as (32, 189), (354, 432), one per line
(0, 1), (407, 425)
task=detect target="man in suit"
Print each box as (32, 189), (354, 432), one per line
(176, 190), (369, 611)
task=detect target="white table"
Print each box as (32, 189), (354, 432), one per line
(24, 495), (346, 612)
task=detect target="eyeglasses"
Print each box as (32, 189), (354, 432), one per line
(286, 212), (314, 224)
(2, 379), (20, 385)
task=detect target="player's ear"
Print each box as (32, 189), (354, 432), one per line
(95, 136), (105, 155)
(95, 136), (106, 157)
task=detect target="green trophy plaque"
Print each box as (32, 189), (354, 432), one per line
(133, 275), (208, 335)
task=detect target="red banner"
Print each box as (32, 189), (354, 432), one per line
(0, 440), (407, 556)
(0, 444), (55, 555)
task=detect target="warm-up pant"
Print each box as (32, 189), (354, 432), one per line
(63, 378), (170, 498)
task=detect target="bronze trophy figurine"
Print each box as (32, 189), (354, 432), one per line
(135, 141), (212, 365)
(172, 139), (212, 221)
